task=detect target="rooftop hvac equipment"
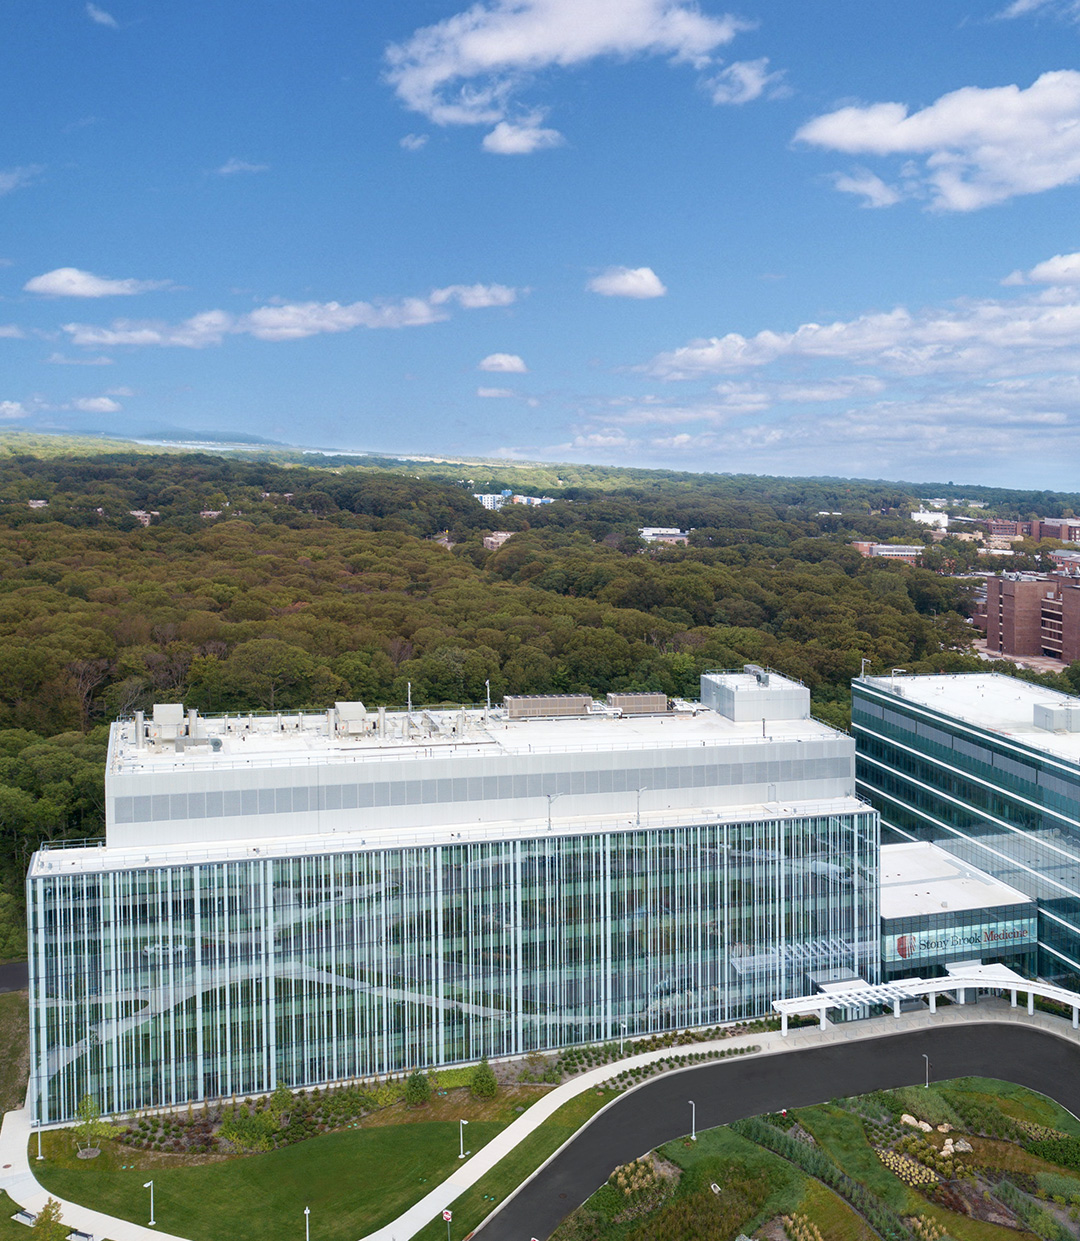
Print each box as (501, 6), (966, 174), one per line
(1034, 702), (1080, 732)
(334, 701), (368, 736)
(503, 694), (593, 719)
(606, 692), (668, 714)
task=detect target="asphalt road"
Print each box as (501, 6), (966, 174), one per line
(477, 1024), (1080, 1241)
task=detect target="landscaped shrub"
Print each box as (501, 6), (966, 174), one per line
(997, 1178), (1074, 1241)
(404, 1069), (431, 1107)
(1026, 1136), (1080, 1170)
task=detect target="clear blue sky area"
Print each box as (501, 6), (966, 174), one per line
(4, 0), (1080, 485)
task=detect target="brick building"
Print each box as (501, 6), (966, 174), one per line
(984, 574), (1080, 662)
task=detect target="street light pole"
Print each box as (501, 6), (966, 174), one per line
(459, 1118), (469, 1158)
(689, 1100), (697, 1141)
(304, 1206), (310, 1241)
(546, 792), (564, 832)
(635, 787), (648, 827)
(922, 1054), (930, 1089)
(143, 1180), (155, 1227)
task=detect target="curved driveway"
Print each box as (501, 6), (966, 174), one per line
(478, 1024), (1080, 1241)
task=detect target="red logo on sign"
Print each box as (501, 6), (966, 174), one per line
(443, 1211), (452, 1222)
(897, 935), (914, 959)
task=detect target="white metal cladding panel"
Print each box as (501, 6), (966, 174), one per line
(106, 738), (855, 846)
(28, 808), (879, 1123)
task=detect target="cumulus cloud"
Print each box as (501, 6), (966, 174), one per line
(705, 58), (783, 105)
(831, 169), (901, 208)
(477, 386), (515, 397)
(797, 70), (1080, 211)
(86, 3), (118, 26)
(479, 352), (528, 372)
(587, 266), (667, 298)
(1004, 251), (1080, 285)
(216, 158), (269, 175)
(0, 166), (43, 197)
(25, 267), (167, 297)
(482, 118), (564, 154)
(400, 133), (429, 151)
(0, 325), (24, 339)
(0, 401), (27, 420)
(71, 396), (122, 413)
(647, 286), (1080, 380)
(385, 0), (748, 148)
(63, 282), (518, 348)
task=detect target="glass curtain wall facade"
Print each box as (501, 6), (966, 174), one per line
(852, 676), (1080, 985)
(29, 809), (878, 1123)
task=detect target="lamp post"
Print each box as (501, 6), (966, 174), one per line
(689, 1100), (697, 1141)
(304, 1206), (310, 1241)
(620, 1023), (627, 1057)
(143, 1180), (155, 1227)
(923, 1054), (930, 1089)
(546, 792), (564, 832)
(459, 1118), (469, 1159)
(35, 1121), (42, 1161)
(635, 787), (649, 827)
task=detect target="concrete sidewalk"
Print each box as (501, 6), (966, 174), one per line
(2, 999), (1076, 1241)
(0, 1107), (189, 1241)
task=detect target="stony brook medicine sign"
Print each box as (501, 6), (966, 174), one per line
(882, 915), (1037, 964)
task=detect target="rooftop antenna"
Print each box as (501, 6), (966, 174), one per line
(407, 681), (412, 733)
(861, 657), (870, 678)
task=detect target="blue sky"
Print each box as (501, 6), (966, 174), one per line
(5, 0), (1080, 486)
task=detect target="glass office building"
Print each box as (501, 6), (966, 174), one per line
(853, 672), (1080, 985)
(29, 673), (879, 1123)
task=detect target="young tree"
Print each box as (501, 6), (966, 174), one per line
(404, 1070), (431, 1107)
(470, 1057), (498, 1100)
(33, 1198), (66, 1241)
(72, 1093), (112, 1151)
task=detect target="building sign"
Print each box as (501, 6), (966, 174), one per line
(882, 916), (1036, 964)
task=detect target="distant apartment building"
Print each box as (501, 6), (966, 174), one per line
(482, 531), (513, 551)
(852, 542), (923, 565)
(982, 574), (1080, 662)
(638, 527), (689, 545)
(473, 491), (555, 511)
(983, 517), (1080, 546)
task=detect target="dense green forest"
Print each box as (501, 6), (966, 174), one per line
(1, 432), (1078, 959)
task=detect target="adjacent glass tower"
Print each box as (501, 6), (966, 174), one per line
(853, 672), (1080, 986)
(29, 673), (879, 1123)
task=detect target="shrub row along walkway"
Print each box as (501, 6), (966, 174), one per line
(1, 999), (1078, 1241)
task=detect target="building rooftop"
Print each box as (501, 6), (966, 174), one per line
(859, 672), (1080, 766)
(111, 672), (836, 778)
(880, 841), (1034, 920)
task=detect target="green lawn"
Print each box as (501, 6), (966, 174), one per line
(949, 1076), (1080, 1136)
(412, 1088), (618, 1241)
(794, 1103), (913, 1212)
(36, 1120), (504, 1241)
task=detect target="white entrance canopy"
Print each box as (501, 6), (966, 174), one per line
(772, 962), (1080, 1035)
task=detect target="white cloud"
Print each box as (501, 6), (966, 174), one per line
(46, 352), (113, 365)
(797, 70), (1080, 211)
(647, 289), (1080, 381)
(477, 386), (515, 397)
(587, 265), (667, 298)
(0, 401), (27, 420)
(400, 133), (429, 151)
(479, 352), (528, 372)
(0, 166), (43, 197)
(482, 118), (564, 154)
(1004, 251), (1080, 285)
(385, 0), (747, 147)
(0, 325), (24, 339)
(216, 158), (269, 176)
(86, 3), (118, 26)
(831, 169), (901, 208)
(705, 58), (783, 105)
(71, 396), (122, 413)
(63, 282), (519, 348)
(25, 267), (167, 297)
(998, 0), (1080, 17)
